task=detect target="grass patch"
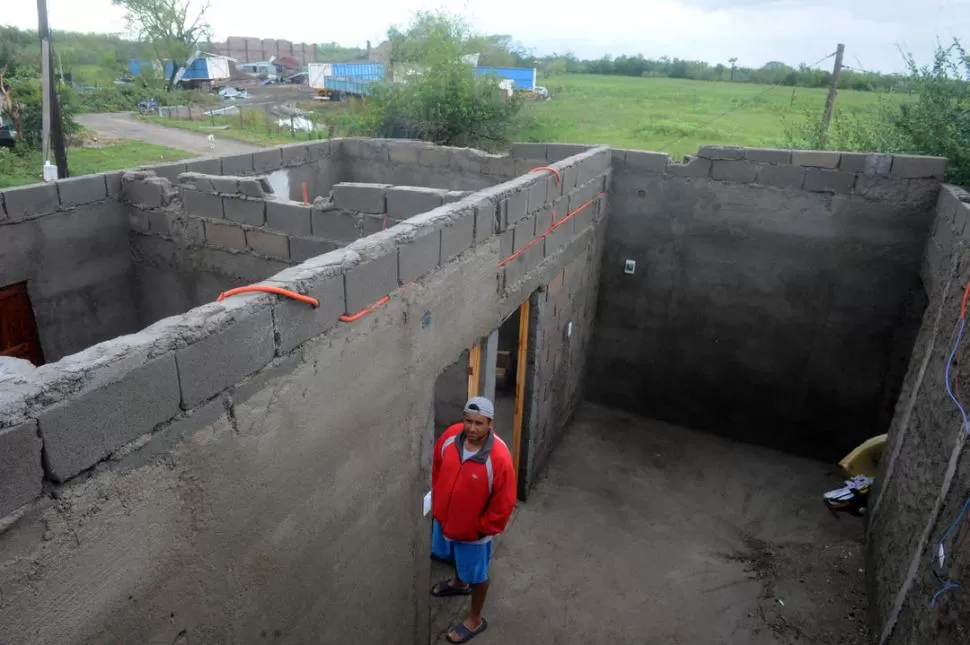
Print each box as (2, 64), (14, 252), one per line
(513, 74), (899, 159)
(138, 102), (356, 147)
(0, 141), (194, 188)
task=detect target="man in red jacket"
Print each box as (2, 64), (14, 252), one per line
(430, 396), (517, 643)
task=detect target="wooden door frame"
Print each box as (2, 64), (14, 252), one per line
(511, 298), (530, 477)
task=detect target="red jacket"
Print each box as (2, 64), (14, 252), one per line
(432, 423), (517, 542)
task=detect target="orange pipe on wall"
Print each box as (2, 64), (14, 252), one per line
(217, 285), (320, 308)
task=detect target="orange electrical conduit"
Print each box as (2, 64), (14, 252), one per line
(217, 285), (320, 308)
(529, 166), (562, 185)
(498, 193), (603, 268)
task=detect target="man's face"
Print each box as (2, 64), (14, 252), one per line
(463, 411), (492, 442)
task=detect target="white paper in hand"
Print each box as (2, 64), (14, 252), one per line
(423, 491), (432, 517)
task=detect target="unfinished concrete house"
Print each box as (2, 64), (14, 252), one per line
(0, 138), (967, 645)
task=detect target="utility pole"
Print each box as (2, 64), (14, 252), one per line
(37, 0), (69, 179)
(819, 43), (845, 147)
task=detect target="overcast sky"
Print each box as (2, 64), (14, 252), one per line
(5, 0), (969, 73)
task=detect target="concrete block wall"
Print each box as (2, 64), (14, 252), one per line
(589, 145), (941, 460)
(0, 173), (141, 363)
(0, 143), (610, 645)
(867, 184), (970, 645)
(338, 138), (533, 192)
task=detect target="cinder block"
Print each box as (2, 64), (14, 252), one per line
(290, 236), (341, 262)
(838, 152), (892, 175)
(504, 240), (543, 286)
(205, 220), (247, 250)
(280, 144), (309, 167)
(123, 176), (173, 208)
(803, 168), (856, 193)
(2, 182), (59, 220)
(223, 196), (266, 226)
(363, 214), (403, 235)
(221, 153), (255, 175)
(179, 172), (216, 193)
(306, 140), (333, 162)
(209, 176), (240, 194)
(247, 228), (290, 259)
(854, 175), (909, 201)
(666, 156), (711, 178)
(238, 178), (267, 199)
(176, 308), (276, 409)
(38, 355), (181, 481)
(128, 209), (150, 233)
(474, 201), (498, 241)
(386, 186), (446, 218)
(0, 421), (43, 516)
(440, 206), (477, 262)
(744, 148), (792, 164)
(399, 228), (441, 283)
(570, 197), (597, 234)
(146, 161), (187, 182)
(711, 160), (760, 183)
(546, 144), (591, 162)
(510, 143), (547, 159)
(182, 189), (224, 218)
(253, 148), (283, 173)
(184, 157), (222, 175)
(697, 145), (744, 160)
(57, 174), (107, 207)
(792, 150), (840, 168)
(274, 275), (345, 353)
(267, 200), (312, 236)
(332, 182), (389, 214)
(388, 142), (421, 165)
(757, 164), (806, 190)
(417, 146), (452, 167)
(344, 251), (399, 313)
(891, 155), (948, 179)
(513, 214), (538, 252)
(544, 220), (572, 256)
(506, 186), (530, 228)
(148, 211), (172, 236)
(624, 150), (671, 173)
(499, 228), (514, 261)
(312, 210), (360, 242)
(105, 172), (123, 199)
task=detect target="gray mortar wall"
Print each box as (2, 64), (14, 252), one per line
(0, 174), (140, 363)
(0, 144), (610, 644)
(339, 138), (539, 191)
(588, 145), (944, 460)
(867, 184), (970, 645)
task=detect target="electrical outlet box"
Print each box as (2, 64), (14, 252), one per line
(624, 259), (636, 275)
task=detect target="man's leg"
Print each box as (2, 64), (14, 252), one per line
(447, 541), (492, 641)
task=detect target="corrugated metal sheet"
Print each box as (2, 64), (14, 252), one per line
(473, 66), (536, 90)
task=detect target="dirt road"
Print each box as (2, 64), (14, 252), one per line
(76, 112), (263, 156)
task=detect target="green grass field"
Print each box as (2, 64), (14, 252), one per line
(513, 74), (893, 159)
(0, 141), (194, 189)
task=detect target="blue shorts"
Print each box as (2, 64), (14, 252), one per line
(431, 519), (492, 585)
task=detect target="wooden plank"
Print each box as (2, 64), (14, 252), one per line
(512, 298), (530, 476)
(467, 342), (482, 400)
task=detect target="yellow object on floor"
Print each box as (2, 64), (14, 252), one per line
(839, 434), (887, 478)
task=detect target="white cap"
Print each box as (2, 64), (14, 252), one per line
(464, 396), (494, 420)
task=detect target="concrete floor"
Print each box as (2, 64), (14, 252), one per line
(430, 404), (871, 645)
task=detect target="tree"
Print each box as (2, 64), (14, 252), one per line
(112, 0), (210, 88)
(358, 12), (523, 151)
(728, 57), (738, 81)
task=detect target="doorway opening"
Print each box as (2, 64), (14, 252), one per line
(0, 282), (44, 366)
